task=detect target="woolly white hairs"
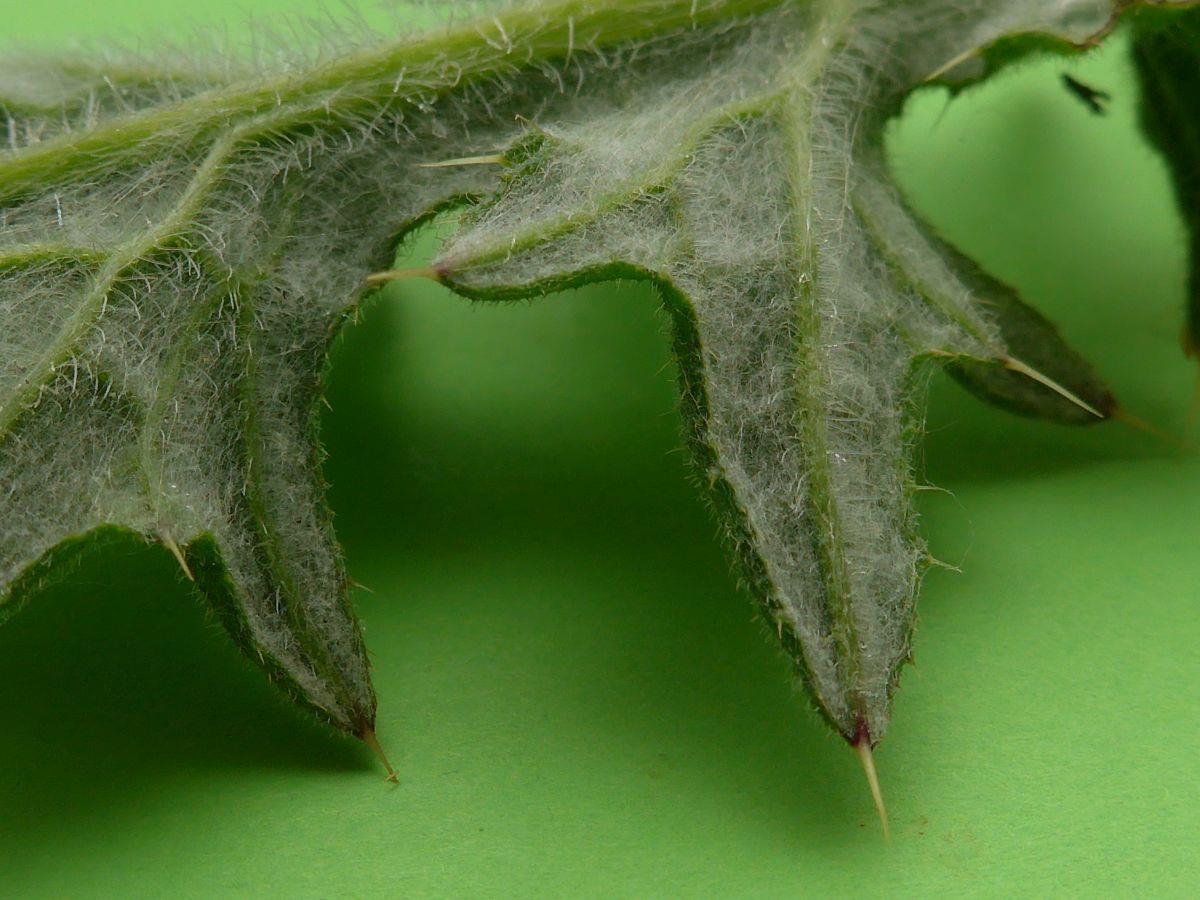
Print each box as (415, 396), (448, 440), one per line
(0, 0), (1163, 746)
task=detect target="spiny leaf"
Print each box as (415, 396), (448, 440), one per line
(425, 1), (1136, 743)
(0, 0), (1187, 781)
(0, 0), (793, 741)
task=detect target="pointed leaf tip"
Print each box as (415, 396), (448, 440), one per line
(854, 728), (890, 842)
(362, 728), (399, 783)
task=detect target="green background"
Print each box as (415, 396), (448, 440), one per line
(2, 2), (1197, 896)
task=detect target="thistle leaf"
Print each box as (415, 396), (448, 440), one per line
(428, 1), (1143, 742)
(1132, 4), (1200, 357)
(0, 0), (1185, 758)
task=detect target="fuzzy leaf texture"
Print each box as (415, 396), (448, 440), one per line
(0, 0), (1189, 752)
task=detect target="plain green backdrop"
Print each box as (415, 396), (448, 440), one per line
(1, 1), (1198, 897)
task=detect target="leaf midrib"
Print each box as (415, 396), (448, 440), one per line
(0, 0), (794, 205)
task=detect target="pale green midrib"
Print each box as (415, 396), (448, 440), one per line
(135, 265), (240, 527)
(782, 101), (861, 728)
(0, 0), (792, 201)
(0, 244), (107, 270)
(0, 73), (217, 126)
(442, 90), (789, 270)
(776, 3), (863, 731)
(0, 132), (240, 439)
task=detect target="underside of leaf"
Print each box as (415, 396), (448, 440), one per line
(1, 0), (1177, 746)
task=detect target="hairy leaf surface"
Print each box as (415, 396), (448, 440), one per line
(0, 0), (1185, 751)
